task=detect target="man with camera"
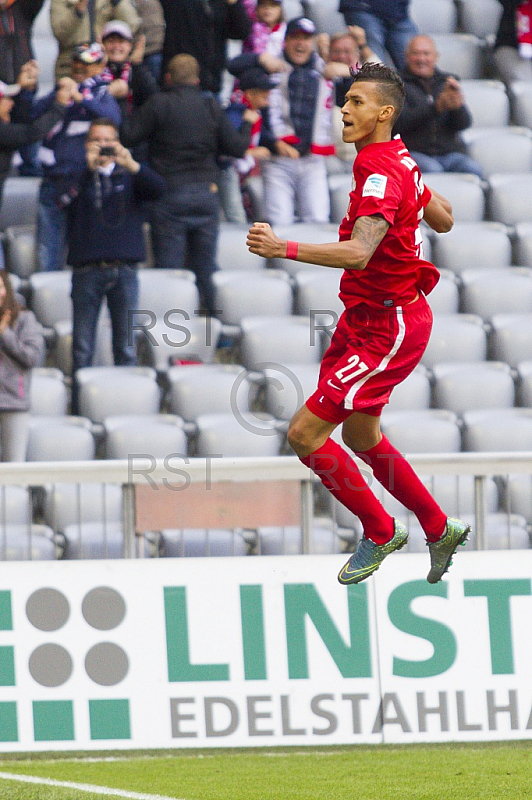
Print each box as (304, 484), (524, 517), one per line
(67, 117), (165, 413)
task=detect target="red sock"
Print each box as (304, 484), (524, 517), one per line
(356, 435), (446, 542)
(301, 438), (394, 544)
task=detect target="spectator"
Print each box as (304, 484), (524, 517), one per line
(51, 0), (140, 81)
(394, 35), (484, 177)
(220, 66), (274, 224)
(159, 0), (251, 95)
(101, 21), (158, 117)
(135, 0), (165, 84)
(231, 17), (335, 226)
(0, 270), (44, 461)
(67, 117), (165, 414)
(494, 0), (532, 84)
(243, 0), (286, 58)
(121, 54), (256, 313)
(339, 0), (417, 71)
(0, 0), (45, 84)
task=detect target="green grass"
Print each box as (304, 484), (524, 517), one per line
(0, 742), (531, 800)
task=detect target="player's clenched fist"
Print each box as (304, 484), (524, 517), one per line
(247, 222), (285, 259)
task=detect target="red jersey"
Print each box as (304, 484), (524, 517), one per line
(337, 137), (440, 309)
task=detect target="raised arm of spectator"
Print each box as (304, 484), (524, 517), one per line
(50, 0), (89, 45)
(0, 80), (71, 150)
(80, 86), (122, 126)
(223, 0), (252, 42)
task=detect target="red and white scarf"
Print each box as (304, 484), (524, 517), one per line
(517, 1), (532, 58)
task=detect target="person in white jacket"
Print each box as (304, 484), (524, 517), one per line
(0, 271), (44, 461)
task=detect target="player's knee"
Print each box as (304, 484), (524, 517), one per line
(287, 418), (316, 456)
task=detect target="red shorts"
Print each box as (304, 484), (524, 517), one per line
(306, 294), (433, 424)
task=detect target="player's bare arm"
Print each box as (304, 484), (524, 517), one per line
(247, 214), (389, 271)
(423, 187), (454, 233)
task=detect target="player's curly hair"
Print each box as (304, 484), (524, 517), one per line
(349, 62), (405, 123)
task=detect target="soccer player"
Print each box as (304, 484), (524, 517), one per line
(246, 62), (470, 585)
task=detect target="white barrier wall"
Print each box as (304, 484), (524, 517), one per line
(0, 551), (531, 750)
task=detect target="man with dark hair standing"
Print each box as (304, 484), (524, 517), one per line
(248, 62), (470, 586)
(121, 53), (257, 313)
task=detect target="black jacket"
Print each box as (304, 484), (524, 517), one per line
(495, 0), (520, 50)
(338, 0), (410, 23)
(159, 0), (251, 94)
(0, 0), (45, 84)
(121, 84), (252, 187)
(393, 67), (472, 156)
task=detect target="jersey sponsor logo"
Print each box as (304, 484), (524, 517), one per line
(362, 173), (387, 199)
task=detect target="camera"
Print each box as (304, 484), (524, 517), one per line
(99, 146), (116, 157)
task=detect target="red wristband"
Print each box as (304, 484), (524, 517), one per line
(286, 240), (299, 260)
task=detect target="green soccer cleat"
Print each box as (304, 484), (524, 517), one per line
(427, 518), (471, 584)
(338, 520), (409, 585)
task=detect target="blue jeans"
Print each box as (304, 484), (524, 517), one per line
(37, 179), (68, 272)
(143, 52), (163, 84)
(150, 183), (219, 313)
(71, 264), (139, 413)
(410, 151), (485, 179)
(341, 10), (417, 70)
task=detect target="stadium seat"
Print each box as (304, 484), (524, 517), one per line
(431, 222), (512, 275)
(29, 368), (68, 416)
(137, 315), (223, 372)
(426, 269), (459, 313)
(379, 409), (462, 453)
(421, 174), (485, 222)
(51, 310), (114, 377)
(410, 0), (457, 34)
(459, 0), (503, 38)
(217, 224), (266, 270)
(213, 270), (293, 333)
(0, 486), (32, 525)
(27, 417), (95, 461)
(460, 80), (510, 128)
(490, 314), (532, 367)
(0, 178), (41, 231)
(460, 268), (532, 320)
(76, 366), (160, 425)
(462, 408), (532, 451)
(240, 316), (322, 370)
(432, 34), (484, 79)
(62, 521), (130, 560)
(103, 414), (187, 460)
(167, 363), (252, 422)
(258, 524), (342, 555)
(262, 362), (320, 422)
(194, 412), (282, 457)
(242, 175), (266, 221)
(509, 81), (532, 128)
(0, 524), (56, 561)
(136, 269), (200, 329)
(161, 528), (248, 558)
(269, 223), (340, 275)
(405, 513), (529, 552)
(386, 365), (431, 412)
(431, 361), (515, 413)
(516, 361), (532, 406)
(461, 127), (532, 176)
(513, 223), (532, 268)
(294, 269), (343, 321)
(421, 313), (487, 367)
(29, 270), (72, 332)
(302, 0), (346, 35)
(503, 476), (532, 524)
(487, 174), (532, 225)
(42, 483), (123, 533)
(328, 174), (352, 224)
(4, 225), (38, 279)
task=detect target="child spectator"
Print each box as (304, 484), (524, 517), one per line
(243, 0), (286, 57)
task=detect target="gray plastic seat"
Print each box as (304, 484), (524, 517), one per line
(43, 483), (122, 533)
(0, 486), (32, 525)
(167, 364), (251, 422)
(76, 366), (160, 424)
(0, 524), (56, 561)
(460, 80), (510, 128)
(516, 361), (532, 406)
(421, 173), (485, 222)
(510, 81), (532, 127)
(328, 173), (353, 225)
(137, 315), (222, 372)
(161, 528), (248, 557)
(294, 269), (343, 322)
(431, 222), (511, 274)
(431, 361), (515, 413)
(240, 316), (322, 370)
(194, 412), (282, 458)
(263, 362), (320, 421)
(303, 0), (346, 35)
(504, 476), (532, 524)
(421, 314), (487, 367)
(513, 223), (532, 268)
(462, 127), (532, 176)
(460, 268), (532, 320)
(62, 521), (126, 559)
(32, 37), (58, 88)
(213, 270), (293, 329)
(104, 414), (187, 459)
(27, 417), (95, 461)
(386, 365), (431, 412)
(29, 270), (72, 330)
(490, 314), (532, 367)
(258, 524), (342, 555)
(0, 178), (41, 230)
(217, 224), (266, 270)
(29, 368), (68, 416)
(462, 408), (532, 451)
(136, 269), (200, 328)
(426, 269), (459, 313)
(459, 0), (503, 38)
(51, 310), (114, 376)
(410, 0), (457, 33)
(488, 174), (532, 225)
(379, 409), (462, 453)
(4, 225), (38, 278)
(432, 34), (483, 79)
